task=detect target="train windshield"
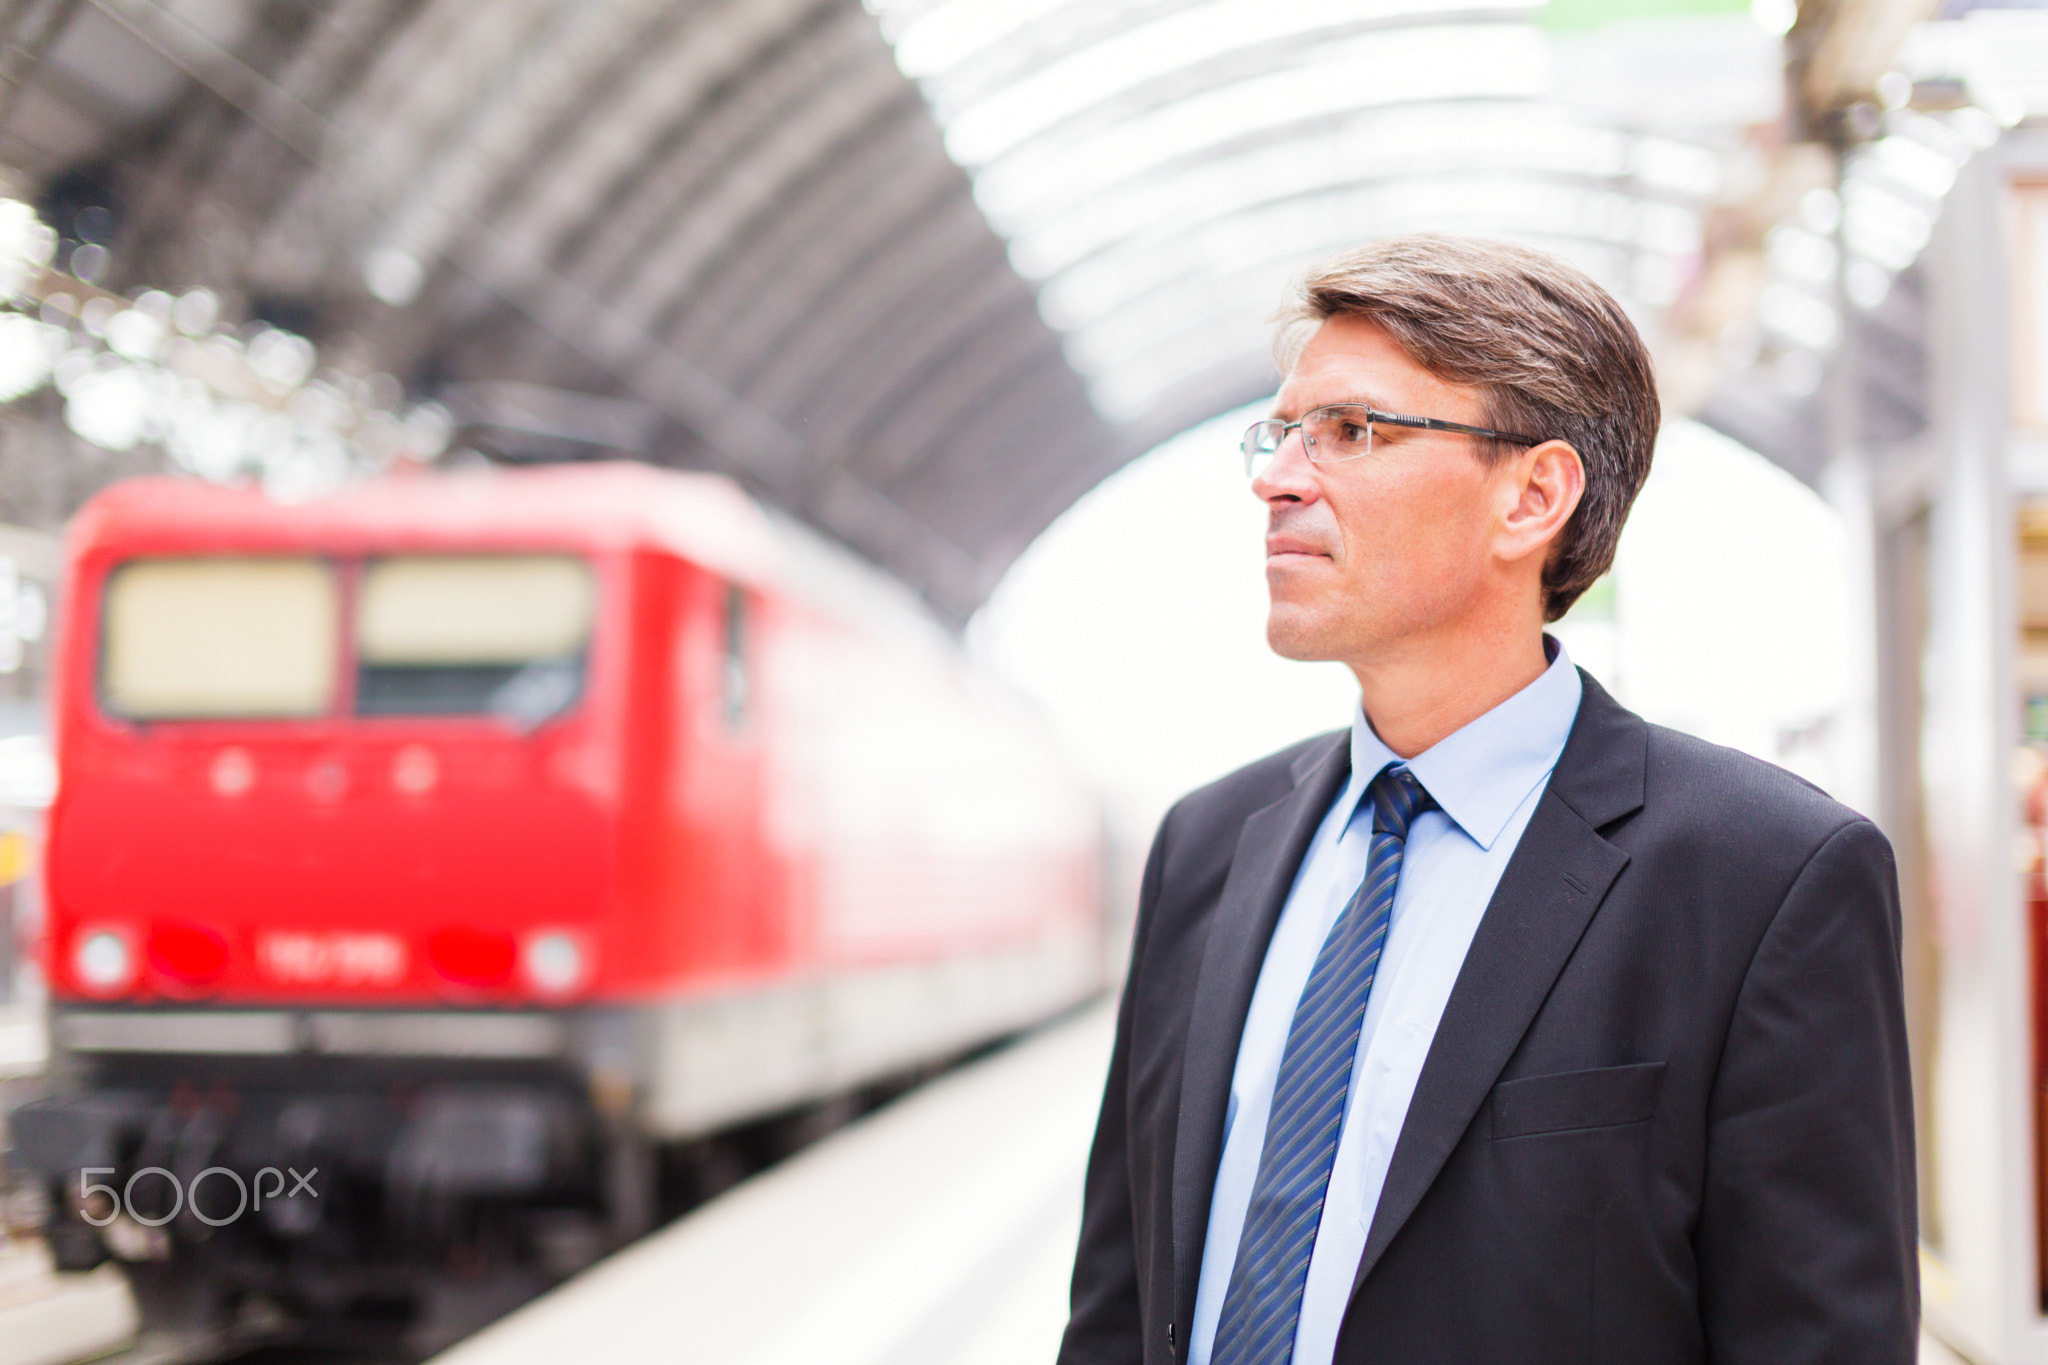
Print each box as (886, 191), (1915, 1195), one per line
(355, 554), (594, 723)
(102, 557), (340, 719)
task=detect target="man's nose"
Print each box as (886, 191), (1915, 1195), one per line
(1251, 429), (1320, 505)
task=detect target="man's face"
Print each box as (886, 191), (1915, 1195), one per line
(1257, 315), (1511, 667)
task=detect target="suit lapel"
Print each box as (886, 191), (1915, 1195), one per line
(1349, 674), (1647, 1293)
(1172, 733), (1350, 1340)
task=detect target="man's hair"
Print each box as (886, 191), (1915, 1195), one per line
(1273, 234), (1659, 622)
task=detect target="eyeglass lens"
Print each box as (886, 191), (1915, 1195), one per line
(1241, 407), (1376, 478)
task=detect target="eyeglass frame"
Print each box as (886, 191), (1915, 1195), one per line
(1241, 403), (1544, 478)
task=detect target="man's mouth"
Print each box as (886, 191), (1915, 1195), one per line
(1265, 537), (1331, 561)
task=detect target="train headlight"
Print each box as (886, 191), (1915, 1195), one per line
(522, 931), (590, 998)
(74, 927), (137, 995)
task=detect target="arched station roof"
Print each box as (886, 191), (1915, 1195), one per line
(872, 0), (1737, 445)
(0, 0), (1764, 621)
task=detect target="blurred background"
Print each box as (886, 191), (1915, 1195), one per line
(0, 0), (2033, 1361)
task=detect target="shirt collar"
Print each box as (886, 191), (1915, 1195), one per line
(1346, 635), (1584, 850)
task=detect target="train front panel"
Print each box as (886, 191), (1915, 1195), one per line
(45, 539), (633, 1010)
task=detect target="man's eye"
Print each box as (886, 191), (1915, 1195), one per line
(1339, 423), (1368, 443)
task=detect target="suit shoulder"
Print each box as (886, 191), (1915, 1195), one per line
(1640, 722), (1871, 849)
(1134, 731), (1343, 939)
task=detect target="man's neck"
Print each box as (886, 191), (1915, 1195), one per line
(1350, 625), (1552, 759)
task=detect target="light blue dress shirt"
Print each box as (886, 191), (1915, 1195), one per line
(1188, 643), (1584, 1365)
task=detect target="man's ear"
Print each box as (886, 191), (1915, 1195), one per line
(1498, 439), (1584, 565)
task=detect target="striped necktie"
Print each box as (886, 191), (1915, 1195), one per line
(1210, 764), (1435, 1365)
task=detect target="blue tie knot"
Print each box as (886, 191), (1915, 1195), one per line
(1369, 766), (1434, 842)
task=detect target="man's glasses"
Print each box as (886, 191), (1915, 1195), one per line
(1241, 403), (1541, 479)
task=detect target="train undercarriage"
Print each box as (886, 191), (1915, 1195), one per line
(7, 1009), (930, 1357)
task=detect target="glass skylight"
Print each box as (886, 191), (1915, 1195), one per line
(866, 0), (1763, 433)
(930, 0), (1540, 164)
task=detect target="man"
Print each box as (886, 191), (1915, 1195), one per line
(1058, 235), (1916, 1365)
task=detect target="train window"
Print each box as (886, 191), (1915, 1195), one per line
(355, 555), (594, 724)
(101, 557), (339, 719)
(723, 582), (748, 730)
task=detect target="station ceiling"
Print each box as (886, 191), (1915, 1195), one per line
(0, 0), (1773, 621)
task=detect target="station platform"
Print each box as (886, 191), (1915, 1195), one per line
(429, 1002), (1115, 1365)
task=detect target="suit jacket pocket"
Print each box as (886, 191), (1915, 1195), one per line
(1491, 1062), (1665, 1140)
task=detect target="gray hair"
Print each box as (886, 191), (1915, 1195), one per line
(1273, 234), (1658, 622)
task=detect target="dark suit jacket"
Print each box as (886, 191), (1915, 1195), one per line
(1059, 674), (1917, 1365)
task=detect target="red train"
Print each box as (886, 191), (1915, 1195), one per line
(10, 464), (1104, 1338)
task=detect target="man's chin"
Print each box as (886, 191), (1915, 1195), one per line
(1265, 610), (1343, 663)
